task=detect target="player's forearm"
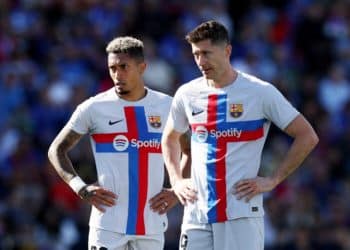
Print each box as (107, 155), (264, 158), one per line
(271, 130), (318, 186)
(162, 136), (183, 186)
(48, 127), (83, 184)
(48, 144), (78, 183)
(179, 132), (191, 178)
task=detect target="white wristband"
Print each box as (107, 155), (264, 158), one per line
(68, 176), (87, 194)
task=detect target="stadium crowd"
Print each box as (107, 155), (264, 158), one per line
(0, 0), (350, 249)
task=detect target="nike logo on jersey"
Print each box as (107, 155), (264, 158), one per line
(192, 110), (204, 116)
(108, 119), (123, 125)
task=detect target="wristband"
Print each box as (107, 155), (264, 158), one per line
(68, 176), (87, 194)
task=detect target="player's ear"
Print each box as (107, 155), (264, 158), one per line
(139, 62), (147, 74)
(225, 44), (232, 58)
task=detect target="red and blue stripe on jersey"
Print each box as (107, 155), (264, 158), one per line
(191, 94), (266, 223)
(91, 106), (162, 235)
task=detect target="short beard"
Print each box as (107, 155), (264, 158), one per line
(115, 89), (130, 96)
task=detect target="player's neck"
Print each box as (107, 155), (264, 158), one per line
(207, 68), (238, 88)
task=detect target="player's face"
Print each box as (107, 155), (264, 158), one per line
(108, 53), (146, 96)
(191, 39), (231, 81)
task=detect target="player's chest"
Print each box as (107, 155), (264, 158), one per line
(92, 105), (167, 133)
(186, 92), (262, 124)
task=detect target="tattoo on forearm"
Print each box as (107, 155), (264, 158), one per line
(48, 128), (83, 183)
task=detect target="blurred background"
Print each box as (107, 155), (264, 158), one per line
(0, 0), (350, 249)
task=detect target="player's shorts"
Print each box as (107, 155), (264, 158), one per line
(88, 227), (164, 250)
(179, 217), (264, 250)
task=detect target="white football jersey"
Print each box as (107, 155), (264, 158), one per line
(67, 87), (172, 235)
(168, 71), (299, 224)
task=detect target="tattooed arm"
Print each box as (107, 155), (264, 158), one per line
(48, 125), (83, 183)
(48, 125), (117, 212)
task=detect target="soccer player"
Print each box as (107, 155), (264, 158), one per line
(161, 21), (319, 250)
(48, 36), (190, 250)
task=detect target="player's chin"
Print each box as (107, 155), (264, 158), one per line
(202, 71), (213, 79)
(115, 88), (130, 96)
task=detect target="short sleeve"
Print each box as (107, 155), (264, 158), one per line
(262, 84), (299, 130)
(167, 88), (189, 133)
(67, 99), (92, 135)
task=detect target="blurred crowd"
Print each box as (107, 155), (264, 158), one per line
(0, 0), (350, 249)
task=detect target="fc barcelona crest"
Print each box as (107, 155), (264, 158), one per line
(230, 104), (243, 118)
(148, 116), (161, 128)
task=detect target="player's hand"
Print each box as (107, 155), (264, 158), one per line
(232, 176), (276, 202)
(149, 188), (178, 215)
(78, 184), (117, 212)
(173, 178), (197, 206)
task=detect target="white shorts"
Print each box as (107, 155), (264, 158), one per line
(180, 217), (264, 250)
(88, 227), (164, 250)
